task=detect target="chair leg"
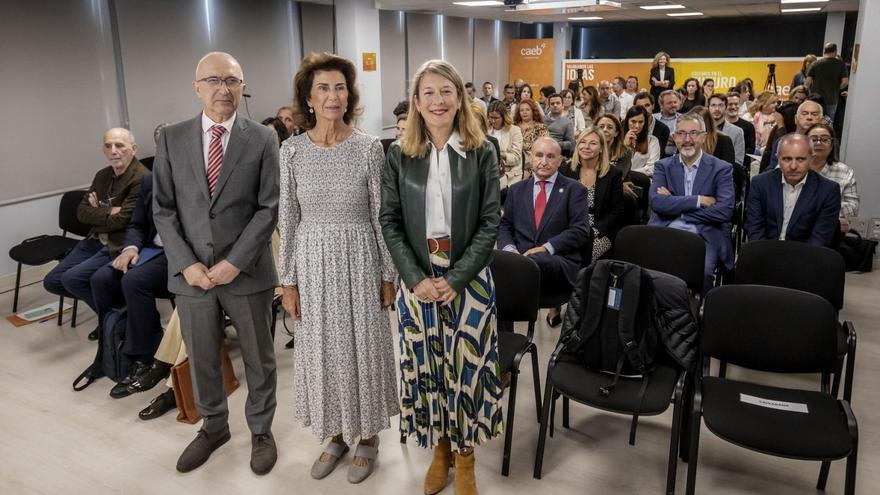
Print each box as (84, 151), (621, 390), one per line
(718, 360), (727, 378)
(533, 379), (556, 479)
(680, 376), (694, 463)
(71, 298), (78, 328)
(817, 461), (831, 490)
(501, 370), (519, 476)
(57, 295), (64, 326)
(549, 394), (556, 437)
(845, 444), (858, 495)
(529, 346), (542, 423)
(831, 357), (844, 399)
(400, 433), (406, 444)
(685, 393), (703, 495)
(562, 397), (570, 429)
(12, 263), (22, 313)
(667, 376), (686, 495)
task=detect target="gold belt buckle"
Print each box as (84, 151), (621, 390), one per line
(428, 238), (440, 254)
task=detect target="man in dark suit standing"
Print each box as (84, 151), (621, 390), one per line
(649, 113), (735, 293)
(746, 134), (840, 246)
(498, 137), (589, 326)
(153, 52), (280, 475)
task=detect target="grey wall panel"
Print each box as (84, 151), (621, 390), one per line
(300, 2), (334, 57)
(406, 13), (441, 76)
(443, 16), (474, 84)
(379, 10), (408, 131)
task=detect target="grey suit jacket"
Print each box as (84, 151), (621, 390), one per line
(152, 114), (280, 296)
(718, 121), (745, 167)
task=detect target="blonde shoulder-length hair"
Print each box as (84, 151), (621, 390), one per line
(570, 126), (611, 178)
(401, 59), (486, 158)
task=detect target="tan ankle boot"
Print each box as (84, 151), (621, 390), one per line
(424, 438), (453, 495)
(453, 449), (478, 495)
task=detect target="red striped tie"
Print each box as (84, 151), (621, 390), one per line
(206, 124), (226, 196)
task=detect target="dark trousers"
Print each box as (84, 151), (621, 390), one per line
(530, 252), (575, 296)
(90, 252), (170, 362)
(43, 238), (110, 313)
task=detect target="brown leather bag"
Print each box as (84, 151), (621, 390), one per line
(171, 346), (240, 424)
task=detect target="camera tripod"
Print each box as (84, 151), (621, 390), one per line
(765, 64), (778, 94)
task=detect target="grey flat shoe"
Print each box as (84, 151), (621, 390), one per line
(347, 437), (380, 484)
(311, 441), (349, 480)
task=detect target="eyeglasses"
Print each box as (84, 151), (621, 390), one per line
(809, 136), (833, 144)
(197, 76), (244, 89)
(673, 130), (706, 139)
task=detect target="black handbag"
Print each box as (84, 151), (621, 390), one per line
(838, 231), (878, 272)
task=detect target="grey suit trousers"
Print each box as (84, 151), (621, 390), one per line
(176, 286), (276, 435)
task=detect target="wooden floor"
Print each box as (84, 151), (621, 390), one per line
(0, 265), (876, 495)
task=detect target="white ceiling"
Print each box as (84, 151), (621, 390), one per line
(372, 0), (859, 23)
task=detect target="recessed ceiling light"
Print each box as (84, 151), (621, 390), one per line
(780, 0), (828, 3)
(452, 1), (503, 6)
(569, 16), (604, 20)
(781, 7), (822, 12)
(640, 4), (685, 10)
(667, 12), (703, 17)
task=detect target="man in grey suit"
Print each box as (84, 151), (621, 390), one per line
(153, 52), (280, 475)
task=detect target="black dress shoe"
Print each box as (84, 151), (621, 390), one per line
(109, 361), (148, 399)
(251, 432), (277, 475)
(177, 426), (231, 473)
(128, 360), (172, 394)
(88, 325), (101, 341)
(139, 389), (177, 420)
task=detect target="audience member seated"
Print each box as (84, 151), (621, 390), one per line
(488, 100), (524, 197)
(789, 85), (808, 105)
(481, 81), (499, 106)
(261, 117), (290, 145)
(539, 85), (556, 115)
(735, 78), (755, 116)
(708, 94), (745, 166)
(561, 126), (625, 265)
(579, 85), (603, 125)
(701, 78), (715, 99)
(276, 106), (298, 137)
(633, 91), (670, 160)
(470, 102), (503, 173)
(43, 128), (147, 341)
(691, 106), (736, 167)
(766, 100), (824, 170)
(654, 90), (681, 157)
(596, 114), (633, 177)
(679, 77), (705, 113)
(598, 80), (621, 120)
(497, 137), (589, 327)
(759, 101), (797, 172)
(806, 123), (859, 232)
(623, 105), (661, 178)
(515, 83), (533, 105)
(560, 89), (587, 134)
(746, 134), (841, 246)
(90, 172), (170, 398)
(613, 76), (633, 119)
(502, 83), (517, 115)
(649, 113), (734, 292)
(465, 81), (488, 114)
(649, 51), (675, 104)
(514, 98), (549, 178)
(395, 112), (408, 140)
(725, 92), (757, 156)
(544, 93), (575, 157)
(747, 91), (779, 149)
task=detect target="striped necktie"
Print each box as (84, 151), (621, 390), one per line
(206, 124), (226, 196)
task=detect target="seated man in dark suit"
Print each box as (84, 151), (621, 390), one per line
(89, 172), (171, 398)
(746, 133), (840, 246)
(498, 136), (590, 326)
(649, 113), (735, 293)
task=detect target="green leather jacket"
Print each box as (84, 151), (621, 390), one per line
(380, 140), (500, 294)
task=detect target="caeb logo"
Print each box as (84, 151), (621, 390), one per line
(521, 42), (546, 57)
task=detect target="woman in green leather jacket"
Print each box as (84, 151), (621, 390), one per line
(380, 59), (502, 495)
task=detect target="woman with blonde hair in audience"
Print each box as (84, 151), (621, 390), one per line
(514, 98), (549, 178)
(580, 85), (603, 124)
(488, 100), (524, 195)
(380, 58), (502, 495)
(562, 126), (625, 264)
(748, 91), (780, 148)
(560, 88), (587, 134)
(789, 85), (808, 105)
(623, 105), (660, 177)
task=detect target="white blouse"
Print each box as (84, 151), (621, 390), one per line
(425, 131), (465, 238)
(630, 135), (661, 178)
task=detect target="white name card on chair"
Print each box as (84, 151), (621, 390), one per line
(740, 393), (809, 413)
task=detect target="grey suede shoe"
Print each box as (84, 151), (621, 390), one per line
(347, 437), (379, 484)
(310, 441), (349, 480)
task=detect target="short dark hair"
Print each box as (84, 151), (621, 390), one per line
(292, 52), (361, 130)
(392, 100), (409, 117)
(627, 75), (639, 84)
(503, 83), (514, 91)
(483, 81), (493, 87)
(465, 82), (475, 89)
(726, 91), (741, 99)
(702, 78), (715, 86)
(708, 93), (727, 106)
(634, 91), (654, 106)
(540, 85), (557, 98)
(547, 93), (563, 103)
(261, 117), (290, 145)
(824, 43), (837, 54)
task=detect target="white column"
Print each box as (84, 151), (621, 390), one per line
(334, 0), (383, 136)
(553, 22), (571, 90)
(824, 11), (846, 48)
(841, 0), (880, 245)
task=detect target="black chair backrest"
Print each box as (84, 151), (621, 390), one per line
(702, 285), (839, 374)
(489, 250), (540, 323)
(380, 138), (395, 155)
(612, 225), (706, 293)
(59, 190), (91, 237)
(735, 240), (845, 311)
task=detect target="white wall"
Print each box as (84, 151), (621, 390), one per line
(335, 0), (383, 136)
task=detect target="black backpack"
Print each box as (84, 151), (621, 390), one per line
(102, 308), (132, 382)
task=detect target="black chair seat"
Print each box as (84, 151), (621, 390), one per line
(550, 356), (680, 415)
(499, 331), (530, 374)
(702, 377), (853, 460)
(9, 236), (79, 265)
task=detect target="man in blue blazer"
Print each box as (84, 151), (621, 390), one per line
(746, 133), (840, 246)
(498, 137), (590, 326)
(90, 172), (171, 397)
(649, 113), (735, 292)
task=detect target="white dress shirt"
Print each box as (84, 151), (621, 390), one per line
(201, 112), (235, 172)
(780, 173), (808, 240)
(425, 131), (465, 238)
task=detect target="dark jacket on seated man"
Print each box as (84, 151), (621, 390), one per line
(745, 168), (840, 246)
(497, 172), (590, 290)
(77, 157), (147, 258)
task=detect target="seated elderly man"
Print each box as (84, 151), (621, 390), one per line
(498, 136), (589, 327)
(43, 128), (147, 340)
(746, 133), (840, 246)
(649, 113), (735, 292)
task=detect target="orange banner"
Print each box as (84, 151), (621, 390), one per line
(562, 58), (804, 98)
(509, 39), (555, 97)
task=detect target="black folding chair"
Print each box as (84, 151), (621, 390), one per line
(8, 190), (91, 326)
(489, 250), (542, 476)
(687, 285), (858, 495)
(734, 240), (855, 401)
